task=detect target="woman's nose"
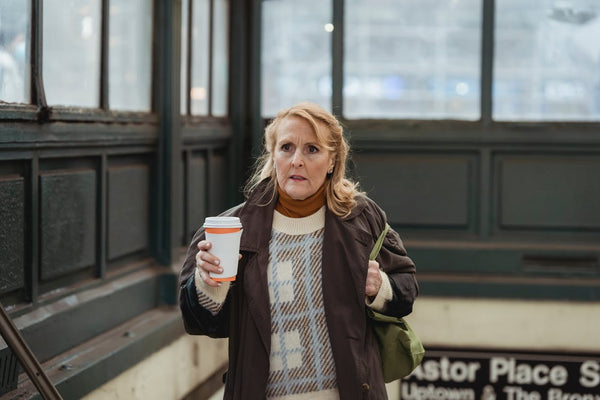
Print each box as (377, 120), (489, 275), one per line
(292, 151), (304, 167)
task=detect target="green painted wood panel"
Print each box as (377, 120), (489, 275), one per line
(0, 177), (25, 294)
(40, 170), (96, 280)
(209, 152), (227, 215)
(187, 155), (207, 237)
(499, 155), (600, 230)
(108, 165), (150, 260)
(354, 152), (477, 228)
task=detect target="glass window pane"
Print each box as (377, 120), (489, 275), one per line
(191, 0), (210, 116)
(494, 0), (600, 121)
(109, 0), (153, 111)
(0, 0), (30, 104)
(344, 0), (481, 120)
(211, 0), (229, 117)
(44, 0), (101, 107)
(181, 0), (190, 114)
(261, 0), (332, 117)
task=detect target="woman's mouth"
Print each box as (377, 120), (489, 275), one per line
(289, 175), (306, 181)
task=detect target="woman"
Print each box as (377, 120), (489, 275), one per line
(179, 102), (418, 400)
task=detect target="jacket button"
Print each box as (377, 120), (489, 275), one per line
(362, 383), (370, 391)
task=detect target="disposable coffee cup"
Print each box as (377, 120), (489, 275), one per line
(203, 216), (243, 282)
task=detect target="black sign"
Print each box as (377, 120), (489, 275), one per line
(401, 349), (600, 400)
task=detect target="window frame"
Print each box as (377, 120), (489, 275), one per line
(181, 0), (231, 121)
(326, 0), (600, 130)
(0, 0), (157, 123)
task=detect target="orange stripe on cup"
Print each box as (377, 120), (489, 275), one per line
(213, 276), (236, 282)
(205, 227), (241, 234)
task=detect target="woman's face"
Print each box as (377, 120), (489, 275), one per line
(273, 116), (335, 200)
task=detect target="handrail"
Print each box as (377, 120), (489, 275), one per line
(0, 303), (62, 400)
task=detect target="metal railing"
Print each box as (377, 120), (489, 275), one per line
(0, 303), (62, 400)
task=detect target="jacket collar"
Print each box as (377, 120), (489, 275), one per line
(238, 180), (277, 253)
(234, 180), (277, 355)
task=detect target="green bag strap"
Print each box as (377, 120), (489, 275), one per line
(369, 223), (390, 261)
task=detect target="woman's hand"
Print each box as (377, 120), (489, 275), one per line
(196, 240), (223, 287)
(196, 240), (243, 287)
(365, 260), (382, 297)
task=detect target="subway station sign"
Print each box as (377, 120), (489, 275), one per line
(401, 349), (600, 400)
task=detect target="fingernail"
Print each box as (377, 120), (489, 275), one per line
(215, 260), (220, 265)
(218, 268), (223, 273)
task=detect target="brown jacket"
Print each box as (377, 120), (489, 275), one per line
(179, 181), (418, 399)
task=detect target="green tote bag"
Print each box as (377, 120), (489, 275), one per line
(367, 223), (425, 383)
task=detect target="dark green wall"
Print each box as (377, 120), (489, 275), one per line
(349, 123), (600, 300)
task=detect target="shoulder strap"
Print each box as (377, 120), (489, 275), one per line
(369, 223), (390, 261)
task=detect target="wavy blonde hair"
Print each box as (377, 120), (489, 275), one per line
(244, 102), (361, 217)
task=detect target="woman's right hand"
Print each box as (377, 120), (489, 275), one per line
(196, 240), (223, 287)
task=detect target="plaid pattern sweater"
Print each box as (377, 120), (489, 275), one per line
(265, 207), (338, 399)
(194, 207), (394, 399)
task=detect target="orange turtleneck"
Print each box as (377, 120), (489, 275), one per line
(275, 184), (326, 218)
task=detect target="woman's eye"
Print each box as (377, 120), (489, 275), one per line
(281, 143), (291, 151)
(308, 145), (319, 153)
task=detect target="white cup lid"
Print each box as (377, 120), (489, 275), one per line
(203, 216), (242, 229)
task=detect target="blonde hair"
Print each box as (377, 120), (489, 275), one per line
(245, 102), (361, 217)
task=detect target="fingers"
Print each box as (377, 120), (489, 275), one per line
(196, 240), (222, 287)
(195, 241), (243, 287)
(365, 260), (382, 297)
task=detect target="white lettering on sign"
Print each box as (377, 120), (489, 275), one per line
(410, 357), (481, 382)
(580, 361), (600, 388)
(401, 382), (475, 400)
(503, 386), (541, 400)
(490, 357), (568, 386)
(548, 388), (600, 400)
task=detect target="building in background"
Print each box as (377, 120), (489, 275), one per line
(1, 1), (599, 399)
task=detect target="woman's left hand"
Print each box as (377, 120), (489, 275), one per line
(365, 260), (382, 297)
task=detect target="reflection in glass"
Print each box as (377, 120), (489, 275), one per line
(212, 0), (229, 117)
(181, 0), (189, 114)
(44, 0), (101, 107)
(494, 0), (600, 121)
(0, 0), (29, 104)
(344, 0), (481, 120)
(109, 0), (153, 111)
(191, 0), (210, 115)
(261, 0), (332, 116)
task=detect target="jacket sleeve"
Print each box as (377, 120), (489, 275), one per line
(178, 203), (244, 338)
(379, 226), (419, 317)
(363, 198), (419, 318)
(180, 272), (231, 337)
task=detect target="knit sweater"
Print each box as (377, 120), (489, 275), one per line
(266, 206), (337, 399)
(194, 207), (393, 399)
